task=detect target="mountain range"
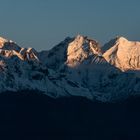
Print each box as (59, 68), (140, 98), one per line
(0, 35), (140, 102)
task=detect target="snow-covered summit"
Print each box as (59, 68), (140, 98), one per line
(0, 37), (8, 47)
(103, 36), (140, 71)
(38, 35), (105, 69)
(66, 35), (103, 67)
(0, 37), (20, 51)
(0, 36), (39, 62)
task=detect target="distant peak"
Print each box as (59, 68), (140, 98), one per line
(66, 35), (103, 67)
(0, 37), (15, 44)
(103, 36), (140, 71)
(0, 37), (7, 41)
(0, 37), (8, 47)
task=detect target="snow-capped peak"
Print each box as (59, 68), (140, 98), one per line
(103, 36), (140, 71)
(66, 35), (103, 67)
(0, 37), (8, 47)
(0, 36), (21, 52)
(0, 37), (39, 62)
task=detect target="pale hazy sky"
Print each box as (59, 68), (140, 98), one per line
(0, 0), (140, 50)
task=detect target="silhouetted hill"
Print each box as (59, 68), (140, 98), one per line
(0, 91), (140, 140)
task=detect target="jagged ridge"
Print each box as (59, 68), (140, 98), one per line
(0, 35), (140, 102)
